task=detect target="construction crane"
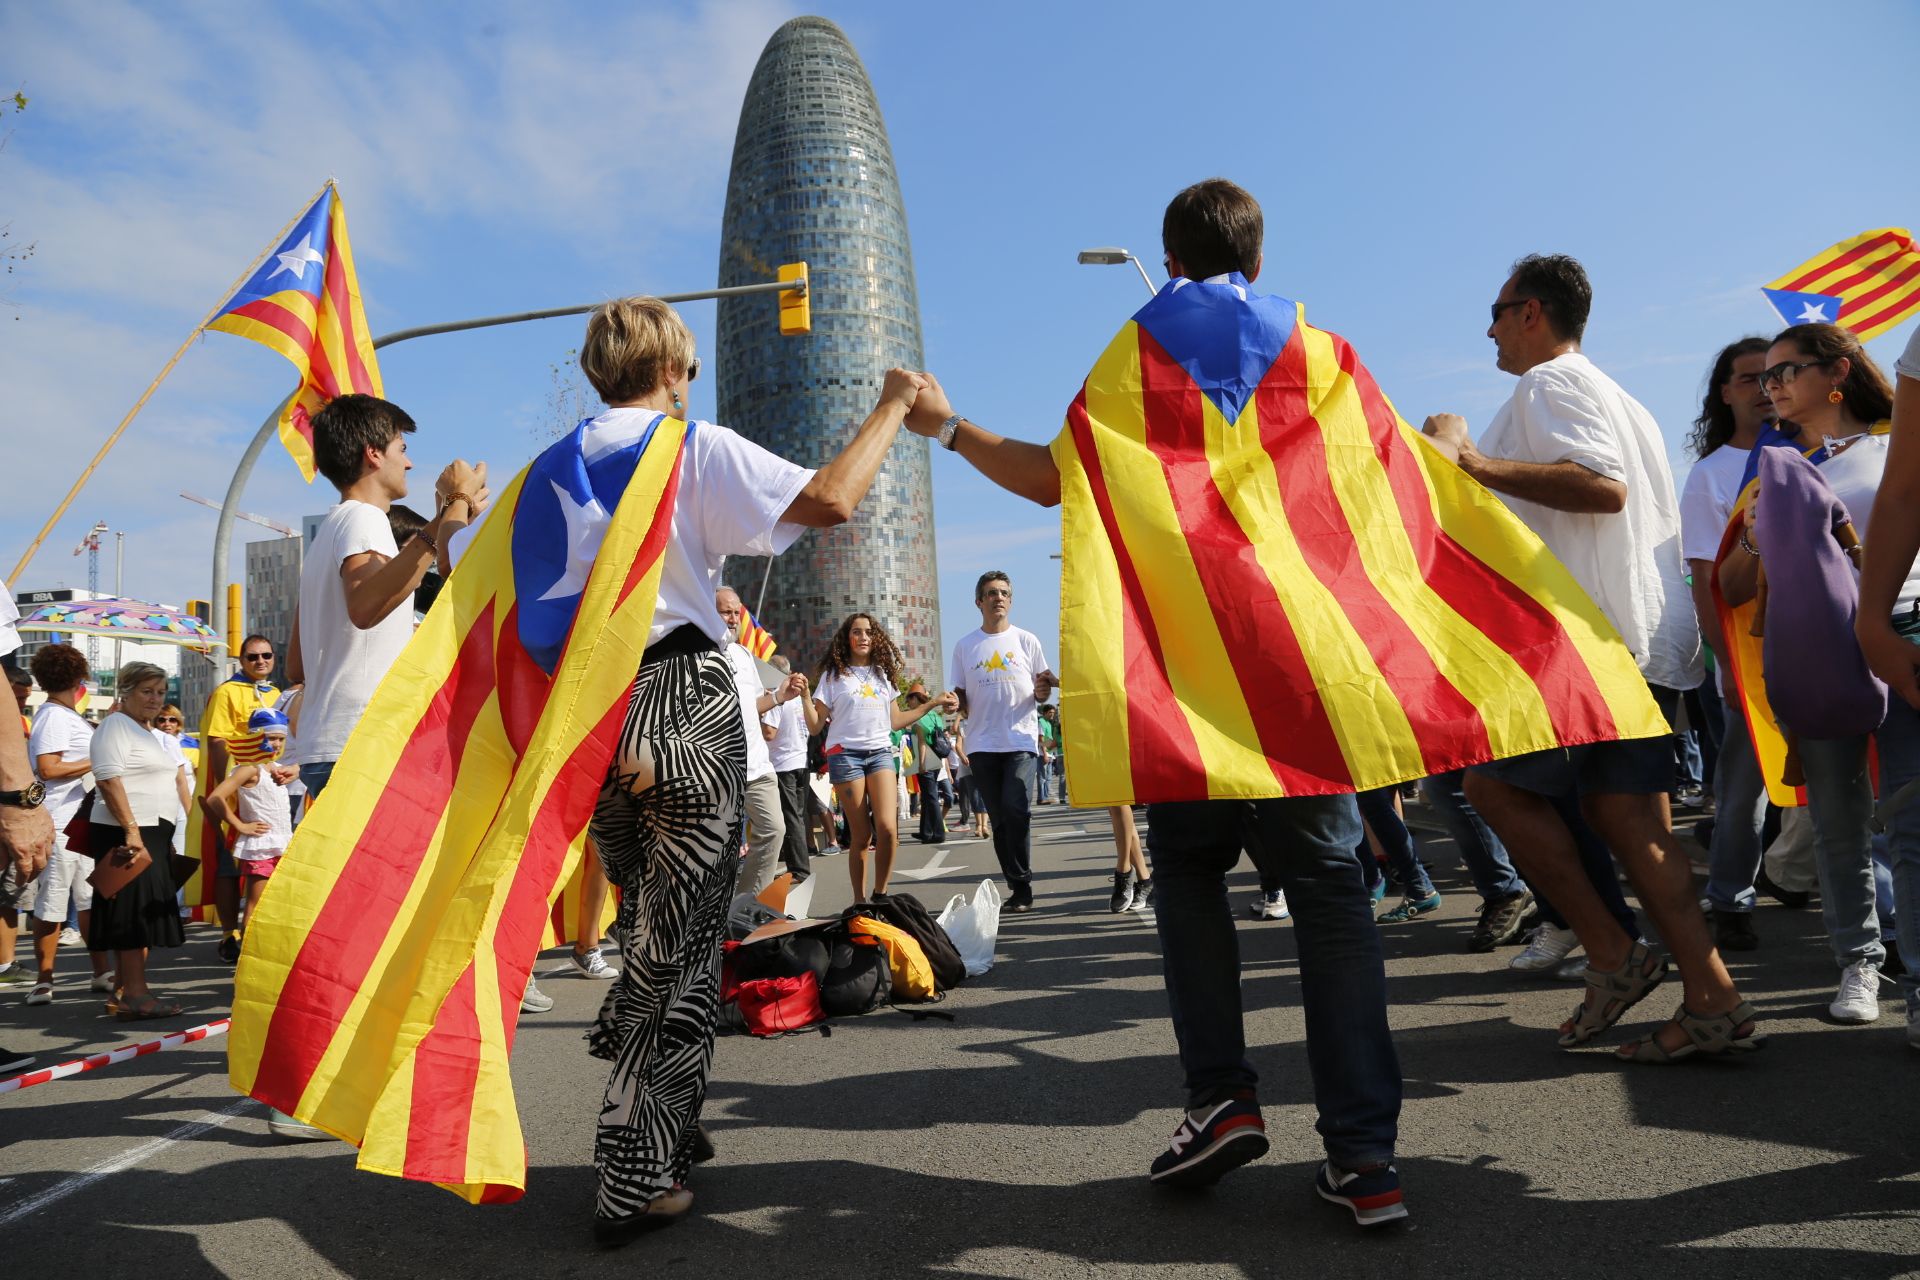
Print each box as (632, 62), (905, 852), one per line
(71, 519), (108, 665)
(179, 492), (298, 538)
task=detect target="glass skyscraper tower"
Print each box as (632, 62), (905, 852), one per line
(716, 16), (939, 678)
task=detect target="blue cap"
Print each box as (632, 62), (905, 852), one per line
(247, 707), (290, 733)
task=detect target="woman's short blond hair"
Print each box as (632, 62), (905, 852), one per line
(115, 661), (168, 698)
(579, 296), (696, 405)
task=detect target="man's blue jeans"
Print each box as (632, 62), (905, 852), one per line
(299, 760), (336, 805)
(1146, 795), (1400, 1169)
(1705, 708), (1770, 914)
(1799, 732), (1891, 970)
(1420, 770), (1525, 903)
(970, 751), (1036, 894)
(1880, 668), (1920, 1011)
(1356, 786), (1433, 899)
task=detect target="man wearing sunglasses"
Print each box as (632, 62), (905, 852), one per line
(197, 634), (282, 962)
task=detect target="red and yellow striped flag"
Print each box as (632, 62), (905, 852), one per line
(1051, 276), (1667, 806)
(1762, 228), (1920, 340)
(228, 416), (686, 1203)
(208, 182), (382, 481)
(737, 606), (777, 660)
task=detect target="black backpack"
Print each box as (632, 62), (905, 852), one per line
(819, 927), (892, 1018)
(731, 929), (831, 985)
(862, 891), (967, 992)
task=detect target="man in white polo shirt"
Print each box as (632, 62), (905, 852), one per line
(948, 570), (1055, 912)
(763, 654), (814, 885)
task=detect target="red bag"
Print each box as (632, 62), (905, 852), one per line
(64, 790), (96, 857)
(731, 972), (825, 1038)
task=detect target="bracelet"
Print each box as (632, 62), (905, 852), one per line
(1737, 530), (1760, 557)
(414, 528), (438, 557)
(438, 491), (473, 518)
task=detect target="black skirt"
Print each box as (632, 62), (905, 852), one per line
(88, 820), (184, 951)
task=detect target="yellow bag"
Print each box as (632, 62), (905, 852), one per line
(847, 914), (938, 1001)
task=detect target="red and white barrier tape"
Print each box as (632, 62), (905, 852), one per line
(0, 1018), (230, 1095)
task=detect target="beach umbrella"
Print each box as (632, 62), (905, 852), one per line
(15, 597), (221, 648)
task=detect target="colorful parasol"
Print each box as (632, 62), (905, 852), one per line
(16, 597), (221, 647)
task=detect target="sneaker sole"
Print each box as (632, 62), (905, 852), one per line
(1829, 1005), (1880, 1024)
(1315, 1180), (1409, 1227)
(1150, 1125), (1269, 1188)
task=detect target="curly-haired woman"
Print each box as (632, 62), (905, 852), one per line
(24, 643), (112, 1004)
(805, 613), (954, 901)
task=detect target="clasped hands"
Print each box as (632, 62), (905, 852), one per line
(878, 369), (959, 438)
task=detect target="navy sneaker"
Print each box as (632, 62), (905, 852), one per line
(1314, 1159), (1408, 1227)
(1149, 1095), (1269, 1188)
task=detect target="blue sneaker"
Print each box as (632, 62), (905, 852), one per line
(1377, 891), (1442, 923)
(1367, 879), (1387, 906)
(1149, 1094), (1269, 1188)
(1315, 1159), (1408, 1227)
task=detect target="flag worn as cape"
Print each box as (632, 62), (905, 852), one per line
(1051, 274), (1668, 805)
(207, 181), (383, 481)
(1762, 228), (1920, 340)
(228, 413), (687, 1203)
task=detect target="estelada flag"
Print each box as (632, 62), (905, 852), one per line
(1051, 274), (1668, 805)
(229, 412), (688, 1203)
(737, 606), (777, 660)
(1762, 228), (1920, 340)
(207, 181), (383, 481)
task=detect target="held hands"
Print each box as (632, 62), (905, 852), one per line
(269, 764), (299, 785)
(933, 690), (960, 714)
(435, 460), (492, 520)
(1033, 669), (1059, 702)
(904, 373), (955, 437)
(1420, 414), (1472, 466)
(881, 368), (930, 415)
(779, 671), (810, 704)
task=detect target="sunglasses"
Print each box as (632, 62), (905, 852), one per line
(1490, 297), (1531, 323)
(244, 652), (274, 661)
(156, 716), (181, 725)
(1758, 359), (1826, 391)
(686, 357), (701, 382)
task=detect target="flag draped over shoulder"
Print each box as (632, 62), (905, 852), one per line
(208, 182), (382, 481)
(228, 413), (688, 1204)
(1051, 275), (1668, 806)
(1762, 228), (1920, 340)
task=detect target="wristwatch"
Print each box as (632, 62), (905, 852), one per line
(938, 415), (964, 451)
(0, 781), (46, 809)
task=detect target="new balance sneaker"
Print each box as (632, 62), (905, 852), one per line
(1509, 923), (1580, 973)
(1467, 891), (1534, 953)
(268, 1107), (332, 1141)
(1128, 878), (1155, 912)
(1110, 869), (1137, 914)
(568, 946), (615, 979)
(520, 975), (555, 1014)
(1377, 891), (1442, 924)
(1149, 1095), (1269, 1188)
(1830, 959), (1883, 1024)
(0, 1046), (35, 1074)
(1254, 889), (1290, 921)
(1315, 1159), (1408, 1227)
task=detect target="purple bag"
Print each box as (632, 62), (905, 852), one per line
(1754, 447), (1887, 738)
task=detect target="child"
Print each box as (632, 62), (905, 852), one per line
(199, 708), (296, 942)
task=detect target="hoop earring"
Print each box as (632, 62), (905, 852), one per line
(1828, 387), (1844, 404)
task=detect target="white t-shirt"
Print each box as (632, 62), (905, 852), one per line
(298, 500), (416, 764)
(89, 712), (178, 828)
(1897, 325), (1920, 382)
(448, 411), (815, 649)
(1819, 433), (1920, 617)
(816, 666), (898, 752)
(28, 701), (93, 830)
(725, 643), (775, 783)
(1678, 445), (1751, 565)
(1479, 353), (1703, 691)
(0, 580), (18, 657)
(949, 625), (1050, 754)
(764, 693), (809, 773)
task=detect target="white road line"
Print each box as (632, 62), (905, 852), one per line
(0, 1097), (254, 1227)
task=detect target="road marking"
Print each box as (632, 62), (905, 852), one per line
(894, 848), (969, 881)
(0, 1097), (254, 1226)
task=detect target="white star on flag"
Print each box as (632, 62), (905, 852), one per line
(537, 480), (610, 602)
(1796, 300), (1831, 323)
(268, 233), (325, 281)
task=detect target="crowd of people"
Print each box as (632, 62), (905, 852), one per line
(1, 176), (1917, 1246)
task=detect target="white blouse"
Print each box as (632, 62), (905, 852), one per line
(90, 713), (181, 829)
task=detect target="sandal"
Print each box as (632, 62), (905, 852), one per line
(1557, 939), (1669, 1048)
(27, 982), (53, 1006)
(1616, 1001), (1767, 1064)
(116, 994), (184, 1021)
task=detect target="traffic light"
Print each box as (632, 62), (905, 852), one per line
(778, 261), (810, 336)
(185, 598), (212, 654)
(226, 583), (243, 659)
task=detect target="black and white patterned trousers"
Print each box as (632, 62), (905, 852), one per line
(585, 647), (745, 1219)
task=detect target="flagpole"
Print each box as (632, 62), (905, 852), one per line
(754, 555), (775, 618)
(7, 180), (333, 585)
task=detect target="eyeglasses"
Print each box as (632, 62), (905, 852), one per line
(156, 716), (181, 725)
(244, 652), (274, 662)
(686, 357), (701, 382)
(1758, 360), (1826, 391)
(1489, 298), (1532, 323)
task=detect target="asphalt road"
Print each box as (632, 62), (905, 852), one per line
(3, 801), (1917, 1279)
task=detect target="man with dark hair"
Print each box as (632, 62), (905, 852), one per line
(1424, 258), (1762, 1064)
(311, 394), (418, 492)
(948, 571), (1054, 912)
(1160, 177), (1263, 280)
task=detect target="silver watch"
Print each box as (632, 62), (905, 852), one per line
(938, 414), (963, 451)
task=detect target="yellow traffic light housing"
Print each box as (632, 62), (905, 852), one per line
(778, 262), (810, 336)
(226, 583), (243, 659)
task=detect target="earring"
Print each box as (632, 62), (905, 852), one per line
(672, 392), (683, 412)
(1828, 387), (1844, 404)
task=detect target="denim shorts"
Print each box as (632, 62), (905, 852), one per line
(1475, 683), (1680, 798)
(827, 747), (895, 784)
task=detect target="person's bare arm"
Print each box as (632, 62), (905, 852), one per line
(34, 751), (90, 781)
(903, 376), (1061, 508)
(889, 692), (957, 732)
(342, 462), (489, 630)
(804, 697), (829, 736)
(174, 764), (193, 817)
(0, 695), (52, 881)
(1687, 560), (1720, 661)
(202, 767), (267, 836)
(1858, 372), (1920, 707)
(284, 608), (304, 686)
(782, 370), (925, 527)
(1421, 414), (1625, 513)
(95, 776), (145, 854)
(1718, 504), (1761, 607)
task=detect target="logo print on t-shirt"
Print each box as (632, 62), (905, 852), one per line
(975, 649), (1017, 675)
(854, 681), (879, 700)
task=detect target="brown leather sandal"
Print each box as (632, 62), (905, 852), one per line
(1557, 940), (1668, 1048)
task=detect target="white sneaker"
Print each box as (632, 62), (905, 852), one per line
(1830, 959), (1883, 1024)
(1257, 890), (1290, 921)
(58, 927), (83, 947)
(268, 1107), (332, 1141)
(568, 946), (615, 979)
(520, 975), (555, 1014)
(1509, 923), (1580, 973)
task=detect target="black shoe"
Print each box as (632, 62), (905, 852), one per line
(1467, 891), (1534, 953)
(1109, 869), (1137, 914)
(1712, 908), (1759, 952)
(1007, 885), (1035, 914)
(1883, 940), (1906, 980)
(217, 931), (242, 964)
(1149, 1094), (1269, 1188)
(1755, 867), (1812, 910)
(0, 1046), (35, 1074)
(1129, 878), (1155, 913)
(689, 1123), (716, 1164)
(593, 1188), (694, 1248)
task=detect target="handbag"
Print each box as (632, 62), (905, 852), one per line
(88, 843), (152, 900)
(63, 789), (96, 857)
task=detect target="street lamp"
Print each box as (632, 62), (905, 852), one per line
(1077, 247), (1157, 296)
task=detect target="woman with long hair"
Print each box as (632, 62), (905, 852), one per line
(1717, 322), (1913, 1028)
(805, 613), (954, 902)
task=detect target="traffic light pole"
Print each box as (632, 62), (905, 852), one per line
(207, 276), (806, 666)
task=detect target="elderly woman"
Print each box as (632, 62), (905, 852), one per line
(544, 297), (923, 1244)
(88, 660), (186, 1018)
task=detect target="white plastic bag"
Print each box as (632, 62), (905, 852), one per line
(936, 878), (1002, 977)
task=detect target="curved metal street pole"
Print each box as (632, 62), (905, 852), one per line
(206, 278), (804, 665)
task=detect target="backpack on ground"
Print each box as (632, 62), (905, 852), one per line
(818, 928), (892, 1018)
(864, 891), (966, 992)
(732, 972), (827, 1037)
(731, 928), (831, 986)
(844, 908), (939, 1002)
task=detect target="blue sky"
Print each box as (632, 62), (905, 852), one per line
(5, 0), (1918, 677)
